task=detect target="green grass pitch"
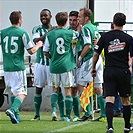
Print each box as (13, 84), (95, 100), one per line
(0, 111), (133, 133)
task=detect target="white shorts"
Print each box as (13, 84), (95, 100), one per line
(78, 56), (103, 87)
(72, 67), (80, 87)
(51, 71), (74, 88)
(33, 63), (52, 88)
(4, 70), (27, 96)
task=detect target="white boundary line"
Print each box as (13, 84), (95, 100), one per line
(46, 121), (90, 133)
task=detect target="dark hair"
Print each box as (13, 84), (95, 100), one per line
(69, 11), (79, 17)
(55, 12), (68, 26)
(9, 11), (22, 24)
(79, 8), (92, 20)
(41, 9), (51, 16)
(113, 12), (126, 26)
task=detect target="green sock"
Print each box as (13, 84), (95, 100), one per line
(51, 92), (58, 113)
(10, 97), (22, 114)
(65, 96), (73, 118)
(97, 94), (106, 117)
(34, 94), (42, 116)
(58, 92), (64, 117)
(85, 103), (92, 117)
(10, 96), (20, 121)
(10, 96), (15, 104)
(73, 96), (80, 117)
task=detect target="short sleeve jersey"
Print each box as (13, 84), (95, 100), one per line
(0, 26), (33, 72)
(43, 28), (77, 74)
(95, 30), (132, 69)
(80, 22), (100, 62)
(32, 25), (51, 65)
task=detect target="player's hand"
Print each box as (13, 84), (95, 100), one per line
(91, 69), (96, 77)
(36, 41), (43, 48)
(77, 60), (81, 68)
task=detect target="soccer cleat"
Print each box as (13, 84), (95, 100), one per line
(106, 128), (114, 133)
(52, 112), (58, 121)
(65, 117), (72, 122)
(6, 109), (19, 124)
(31, 115), (40, 121)
(15, 111), (21, 122)
(78, 115), (93, 122)
(92, 116), (107, 122)
(130, 124), (133, 131)
(124, 124), (133, 133)
(124, 128), (130, 133)
(72, 115), (79, 122)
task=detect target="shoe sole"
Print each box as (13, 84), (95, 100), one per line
(52, 116), (58, 121)
(73, 118), (79, 122)
(6, 110), (19, 124)
(30, 118), (40, 121)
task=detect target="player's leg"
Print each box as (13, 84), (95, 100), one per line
(104, 68), (118, 132)
(57, 86), (65, 121)
(61, 71), (73, 122)
(32, 63), (47, 120)
(71, 68), (80, 121)
(10, 96), (21, 122)
(93, 85), (106, 122)
(71, 87), (80, 121)
(119, 69), (133, 133)
(50, 74), (60, 121)
(5, 70), (27, 124)
(92, 56), (106, 122)
(77, 60), (93, 121)
(32, 87), (43, 120)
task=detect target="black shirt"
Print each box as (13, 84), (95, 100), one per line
(95, 30), (132, 69)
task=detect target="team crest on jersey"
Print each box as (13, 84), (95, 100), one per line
(108, 39), (126, 53)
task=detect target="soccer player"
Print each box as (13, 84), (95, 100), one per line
(0, 11), (42, 124)
(77, 8), (106, 122)
(31, 9), (53, 121)
(91, 12), (133, 133)
(67, 10), (81, 121)
(43, 12), (81, 122)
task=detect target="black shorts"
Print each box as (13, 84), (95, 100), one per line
(103, 67), (131, 97)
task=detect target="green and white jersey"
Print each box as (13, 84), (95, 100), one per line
(80, 22), (100, 62)
(43, 28), (78, 74)
(66, 26), (82, 64)
(0, 26), (33, 72)
(32, 25), (52, 65)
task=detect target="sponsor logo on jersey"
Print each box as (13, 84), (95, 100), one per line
(108, 39), (126, 53)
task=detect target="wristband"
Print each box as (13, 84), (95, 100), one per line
(129, 64), (132, 67)
(78, 56), (82, 62)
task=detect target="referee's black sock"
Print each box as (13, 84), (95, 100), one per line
(123, 105), (131, 129)
(106, 102), (114, 129)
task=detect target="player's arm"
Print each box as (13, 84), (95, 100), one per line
(128, 53), (132, 73)
(77, 29), (92, 67)
(128, 38), (133, 73)
(43, 36), (51, 59)
(28, 41), (43, 55)
(23, 32), (43, 55)
(33, 35), (46, 43)
(91, 51), (100, 77)
(32, 26), (47, 44)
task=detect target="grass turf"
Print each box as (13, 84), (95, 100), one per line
(0, 111), (133, 133)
